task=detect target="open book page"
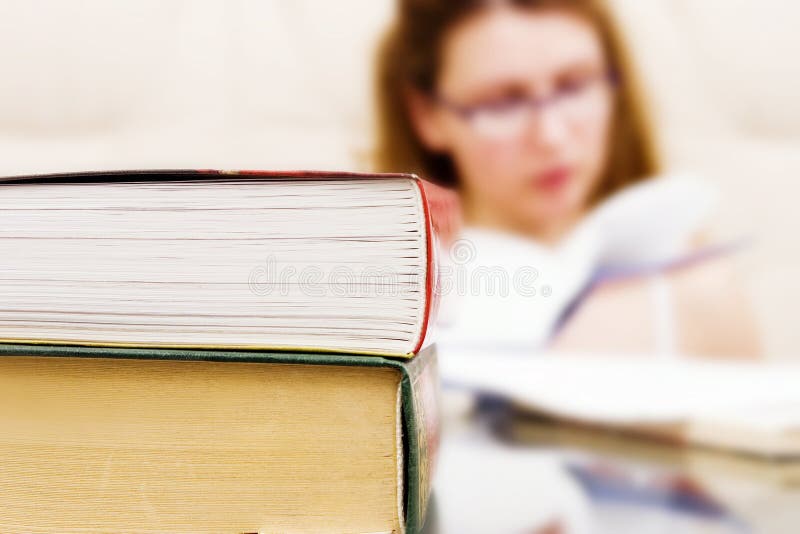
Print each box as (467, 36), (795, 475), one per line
(438, 346), (800, 433)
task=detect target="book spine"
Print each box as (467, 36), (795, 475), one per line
(400, 345), (441, 533)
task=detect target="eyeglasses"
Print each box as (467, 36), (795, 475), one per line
(434, 70), (616, 140)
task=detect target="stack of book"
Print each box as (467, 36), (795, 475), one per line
(0, 170), (440, 533)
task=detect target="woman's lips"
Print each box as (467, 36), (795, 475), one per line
(533, 166), (572, 193)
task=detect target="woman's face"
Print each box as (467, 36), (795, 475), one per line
(415, 7), (615, 238)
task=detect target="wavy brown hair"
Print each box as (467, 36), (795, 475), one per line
(373, 0), (660, 202)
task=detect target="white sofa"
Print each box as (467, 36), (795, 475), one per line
(612, 0), (800, 359)
(1, 0), (798, 357)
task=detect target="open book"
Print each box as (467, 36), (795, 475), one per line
(437, 174), (720, 349)
(439, 347), (800, 458)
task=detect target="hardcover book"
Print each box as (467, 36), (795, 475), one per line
(0, 169), (439, 358)
(0, 343), (440, 534)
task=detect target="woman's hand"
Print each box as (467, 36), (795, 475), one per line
(550, 253), (762, 359)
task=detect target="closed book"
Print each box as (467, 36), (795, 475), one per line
(0, 342), (440, 534)
(0, 169), (440, 358)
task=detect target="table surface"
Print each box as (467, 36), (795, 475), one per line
(426, 392), (800, 534)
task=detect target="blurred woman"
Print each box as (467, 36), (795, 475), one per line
(374, 0), (760, 358)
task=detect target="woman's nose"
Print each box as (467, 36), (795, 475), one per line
(525, 105), (570, 152)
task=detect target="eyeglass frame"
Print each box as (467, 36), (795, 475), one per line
(430, 68), (619, 133)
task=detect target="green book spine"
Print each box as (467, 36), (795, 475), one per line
(0, 342), (440, 534)
(398, 344), (440, 533)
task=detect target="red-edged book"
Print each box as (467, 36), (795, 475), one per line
(0, 169), (440, 358)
